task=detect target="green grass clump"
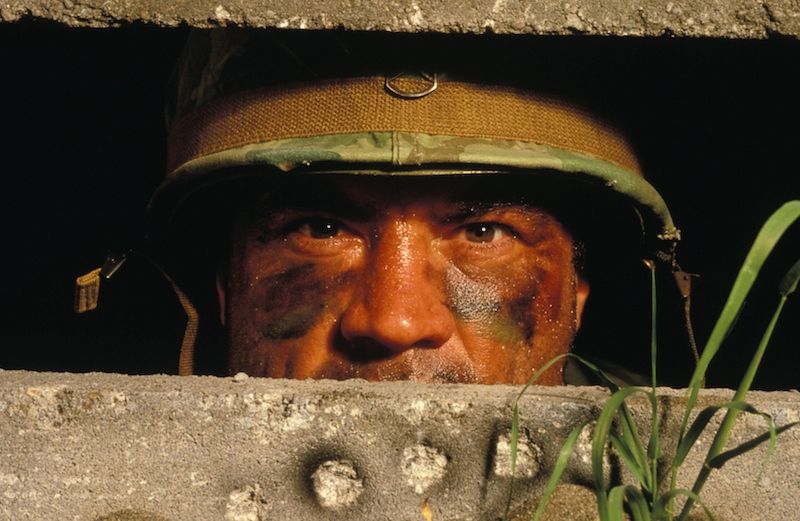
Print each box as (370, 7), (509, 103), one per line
(505, 200), (800, 521)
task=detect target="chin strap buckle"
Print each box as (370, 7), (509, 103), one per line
(74, 252), (129, 313)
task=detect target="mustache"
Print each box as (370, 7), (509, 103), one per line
(320, 335), (480, 383)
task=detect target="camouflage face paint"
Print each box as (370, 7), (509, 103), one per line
(506, 290), (538, 345)
(225, 174), (583, 385)
(261, 302), (328, 340)
(445, 264), (528, 348)
(257, 264), (352, 340)
(444, 264), (501, 321)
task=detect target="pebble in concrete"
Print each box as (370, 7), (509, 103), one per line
(493, 430), (542, 478)
(401, 444), (448, 494)
(310, 459), (364, 509)
(224, 483), (268, 521)
(232, 372), (249, 383)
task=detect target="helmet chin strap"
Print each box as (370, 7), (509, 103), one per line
(673, 266), (701, 367)
(163, 267), (199, 376)
(648, 242), (701, 373)
(662, 240), (701, 368)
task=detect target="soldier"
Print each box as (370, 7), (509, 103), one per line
(137, 30), (681, 385)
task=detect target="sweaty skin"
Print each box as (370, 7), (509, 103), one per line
(220, 175), (589, 385)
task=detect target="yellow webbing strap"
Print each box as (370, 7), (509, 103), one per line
(74, 267), (102, 313)
(167, 76), (641, 175)
(157, 268), (199, 376)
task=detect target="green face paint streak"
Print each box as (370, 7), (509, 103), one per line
(261, 302), (328, 340)
(485, 311), (526, 347)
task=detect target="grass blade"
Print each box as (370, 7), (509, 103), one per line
(553, 353), (654, 492)
(502, 403), (522, 520)
(562, 353), (623, 393)
(679, 252), (800, 520)
(680, 201), (800, 438)
(625, 486), (652, 521)
(504, 353), (576, 519)
(658, 489), (716, 521)
(531, 422), (588, 521)
(605, 485), (652, 521)
(607, 486), (628, 521)
(646, 262), (661, 502)
(505, 353), (594, 520)
(593, 387), (649, 518)
(675, 201), (800, 519)
(778, 257), (800, 296)
(609, 432), (648, 486)
(672, 401), (754, 471)
(619, 391), (656, 494)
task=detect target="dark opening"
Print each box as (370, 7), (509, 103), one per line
(1, 22), (797, 389)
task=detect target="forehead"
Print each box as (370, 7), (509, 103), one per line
(248, 174), (555, 216)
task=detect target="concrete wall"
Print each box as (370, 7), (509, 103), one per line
(1, 2), (798, 520)
(1, 0), (800, 38)
(1, 370), (798, 520)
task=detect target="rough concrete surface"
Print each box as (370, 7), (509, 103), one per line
(1, 370), (799, 520)
(1, 0), (799, 38)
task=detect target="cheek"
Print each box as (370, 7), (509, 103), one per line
(255, 264), (335, 340)
(524, 243), (577, 326)
(444, 237), (578, 379)
(226, 243), (357, 375)
(445, 265), (530, 347)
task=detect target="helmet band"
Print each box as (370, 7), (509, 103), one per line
(167, 76), (641, 175)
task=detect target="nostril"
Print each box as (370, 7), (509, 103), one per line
(339, 295), (456, 356)
(411, 338), (441, 349)
(336, 334), (398, 362)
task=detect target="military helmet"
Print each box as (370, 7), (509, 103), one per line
(151, 29), (678, 248)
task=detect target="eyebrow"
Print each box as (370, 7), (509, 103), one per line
(440, 201), (515, 223)
(251, 179), (542, 223)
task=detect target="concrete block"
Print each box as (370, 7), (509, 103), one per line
(1, 0), (799, 38)
(1, 370), (799, 520)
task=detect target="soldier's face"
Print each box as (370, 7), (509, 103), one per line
(219, 175), (589, 385)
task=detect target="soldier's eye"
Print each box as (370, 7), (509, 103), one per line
(463, 223), (507, 243)
(296, 218), (342, 239)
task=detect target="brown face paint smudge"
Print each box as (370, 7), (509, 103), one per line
(507, 295), (536, 345)
(261, 264), (316, 298)
(261, 302), (328, 339)
(258, 264), (352, 340)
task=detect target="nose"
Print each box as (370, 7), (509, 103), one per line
(339, 218), (455, 353)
